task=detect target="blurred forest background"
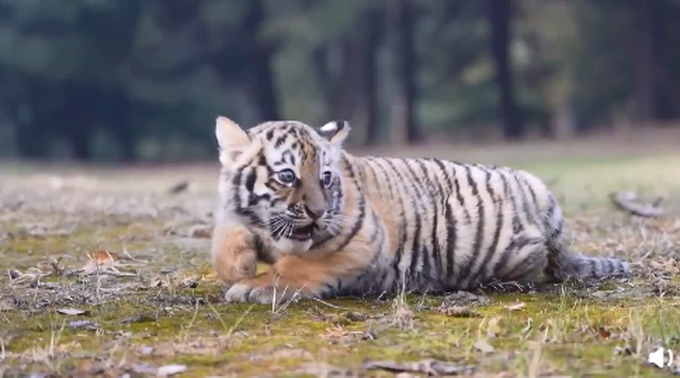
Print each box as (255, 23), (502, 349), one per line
(0, 0), (679, 163)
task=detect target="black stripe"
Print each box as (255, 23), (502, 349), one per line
(428, 158), (453, 193)
(455, 165), (485, 287)
(430, 202), (442, 281)
(512, 174), (536, 225)
(353, 218), (385, 286)
(452, 165), (472, 223)
(399, 159), (426, 283)
(524, 177), (539, 211)
(444, 199), (456, 287)
(364, 158), (384, 194)
(274, 133), (289, 148)
(492, 237), (518, 278)
(231, 156), (266, 228)
(499, 237), (544, 279)
(244, 169), (256, 192)
(498, 171), (523, 234)
(468, 169), (504, 286)
(506, 249), (544, 283)
(323, 283), (337, 296)
(382, 158), (410, 281)
(254, 235), (274, 264)
(368, 208), (381, 245)
(335, 156), (366, 251)
(605, 259), (614, 274)
(414, 159), (443, 281)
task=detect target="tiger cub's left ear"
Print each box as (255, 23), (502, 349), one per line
(215, 116), (251, 166)
(317, 120), (350, 148)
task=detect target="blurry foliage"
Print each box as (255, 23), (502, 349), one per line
(0, 0), (679, 161)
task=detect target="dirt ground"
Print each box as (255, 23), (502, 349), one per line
(1, 137), (680, 377)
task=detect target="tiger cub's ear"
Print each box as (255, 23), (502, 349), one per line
(317, 120), (350, 148)
(215, 116), (251, 166)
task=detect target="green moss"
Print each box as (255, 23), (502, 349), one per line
(3, 153), (680, 376)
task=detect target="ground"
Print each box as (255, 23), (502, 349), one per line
(1, 134), (680, 377)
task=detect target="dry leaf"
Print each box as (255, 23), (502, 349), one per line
(505, 302), (526, 311)
(7, 269), (21, 279)
(57, 308), (88, 316)
(595, 326), (611, 339)
(474, 339), (495, 354)
(438, 305), (481, 318)
(157, 364), (187, 376)
(167, 180), (190, 195)
(80, 250), (121, 275)
(70, 320), (97, 330)
(190, 225), (213, 239)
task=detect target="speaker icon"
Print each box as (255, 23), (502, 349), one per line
(648, 347), (674, 368)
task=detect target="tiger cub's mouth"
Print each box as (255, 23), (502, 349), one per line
(290, 223), (316, 241)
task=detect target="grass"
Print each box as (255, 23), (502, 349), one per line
(1, 139), (680, 377)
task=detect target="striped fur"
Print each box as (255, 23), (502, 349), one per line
(212, 117), (631, 304)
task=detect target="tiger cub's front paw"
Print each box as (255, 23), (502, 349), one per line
(212, 225), (258, 284)
(223, 272), (313, 305)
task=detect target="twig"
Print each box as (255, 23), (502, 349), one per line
(609, 192), (663, 218)
(310, 297), (349, 310)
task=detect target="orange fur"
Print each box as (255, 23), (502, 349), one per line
(224, 234), (377, 303)
(211, 225), (257, 284)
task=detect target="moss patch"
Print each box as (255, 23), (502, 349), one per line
(1, 151), (680, 377)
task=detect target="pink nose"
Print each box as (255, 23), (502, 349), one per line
(305, 205), (326, 220)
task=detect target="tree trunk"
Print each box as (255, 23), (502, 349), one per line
(61, 84), (94, 161)
(244, 0), (280, 120)
(12, 80), (51, 159)
(362, 8), (385, 146)
(333, 37), (363, 122)
(395, 0), (423, 144)
(488, 0), (524, 140)
(633, 0), (655, 121)
(106, 89), (135, 162)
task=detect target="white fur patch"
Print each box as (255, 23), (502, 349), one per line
(320, 122), (337, 132)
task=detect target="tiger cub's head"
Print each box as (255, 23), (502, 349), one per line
(214, 116), (349, 253)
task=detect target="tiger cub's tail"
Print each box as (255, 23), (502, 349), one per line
(556, 250), (631, 281)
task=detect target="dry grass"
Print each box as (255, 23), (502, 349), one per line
(1, 136), (680, 377)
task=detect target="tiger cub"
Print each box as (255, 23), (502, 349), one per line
(211, 116), (631, 304)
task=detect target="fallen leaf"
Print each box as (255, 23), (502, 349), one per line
(70, 320), (97, 330)
(362, 359), (475, 376)
(595, 326), (611, 339)
(132, 363), (157, 374)
(57, 308), (89, 316)
(180, 276), (199, 288)
(157, 364), (187, 376)
(474, 339), (495, 354)
(167, 179), (190, 195)
(7, 269), (21, 279)
(190, 225), (213, 239)
(505, 302), (526, 311)
(438, 305), (481, 318)
(79, 250), (121, 275)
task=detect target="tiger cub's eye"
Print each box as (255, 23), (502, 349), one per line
(277, 169), (297, 185)
(321, 171), (333, 188)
